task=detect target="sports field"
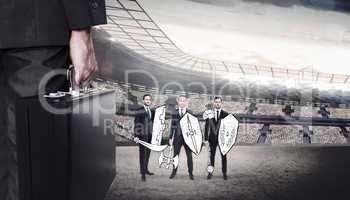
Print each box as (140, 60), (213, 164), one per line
(105, 145), (350, 200)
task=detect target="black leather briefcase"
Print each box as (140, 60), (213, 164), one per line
(15, 90), (115, 200)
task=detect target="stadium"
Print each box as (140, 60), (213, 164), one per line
(89, 0), (350, 199)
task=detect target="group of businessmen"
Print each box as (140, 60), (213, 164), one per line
(133, 94), (229, 181)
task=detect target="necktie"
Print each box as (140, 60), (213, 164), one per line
(216, 110), (219, 121)
(180, 109), (184, 117)
(146, 107), (151, 118)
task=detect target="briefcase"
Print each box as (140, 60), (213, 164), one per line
(15, 90), (115, 200)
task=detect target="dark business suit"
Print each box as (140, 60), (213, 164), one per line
(205, 109), (229, 175)
(0, 1), (106, 199)
(0, 0), (106, 48)
(134, 106), (154, 175)
(170, 108), (194, 176)
(0, 0), (107, 97)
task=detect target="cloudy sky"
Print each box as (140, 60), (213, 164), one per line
(138, 0), (350, 74)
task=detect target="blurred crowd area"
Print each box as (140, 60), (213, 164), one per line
(114, 116), (348, 145)
(93, 80), (350, 145)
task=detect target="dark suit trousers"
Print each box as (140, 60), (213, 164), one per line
(209, 137), (227, 175)
(172, 134), (193, 175)
(138, 138), (151, 175)
(0, 46), (69, 200)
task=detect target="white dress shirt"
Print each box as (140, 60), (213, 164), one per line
(179, 108), (187, 117)
(214, 108), (221, 121)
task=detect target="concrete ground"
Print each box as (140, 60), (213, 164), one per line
(105, 145), (350, 200)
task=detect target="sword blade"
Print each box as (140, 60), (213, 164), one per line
(116, 133), (167, 152)
(138, 140), (168, 152)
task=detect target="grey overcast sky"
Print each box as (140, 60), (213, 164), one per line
(189, 0), (350, 12)
(136, 0), (350, 74)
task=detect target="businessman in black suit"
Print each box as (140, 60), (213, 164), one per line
(204, 96), (229, 180)
(169, 95), (194, 180)
(0, 1), (106, 199)
(134, 94), (155, 181)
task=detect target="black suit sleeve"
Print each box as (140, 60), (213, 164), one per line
(61, 0), (107, 30)
(134, 111), (141, 138)
(204, 119), (209, 141)
(151, 109), (156, 121)
(169, 115), (176, 139)
(222, 111), (229, 118)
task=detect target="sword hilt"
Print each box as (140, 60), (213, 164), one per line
(159, 144), (176, 169)
(186, 115), (196, 137)
(116, 133), (134, 142)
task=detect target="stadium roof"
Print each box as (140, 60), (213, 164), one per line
(100, 0), (350, 86)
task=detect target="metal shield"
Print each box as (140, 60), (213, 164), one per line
(218, 114), (239, 155)
(151, 105), (167, 145)
(180, 113), (202, 155)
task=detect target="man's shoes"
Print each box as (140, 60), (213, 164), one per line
(189, 174), (194, 180)
(169, 172), (176, 179)
(223, 174), (227, 180)
(207, 173), (213, 180)
(146, 171), (154, 176)
(141, 174), (146, 182)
